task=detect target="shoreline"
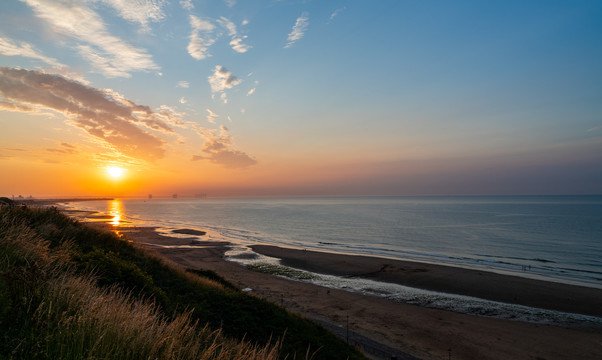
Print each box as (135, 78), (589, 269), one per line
(77, 221), (602, 359)
(61, 206), (602, 318)
(55, 197), (602, 291)
(250, 245), (602, 319)
(63, 206), (602, 318)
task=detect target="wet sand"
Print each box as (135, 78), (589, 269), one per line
(251, 245), (602, 318)
(87, 222), (602, 360)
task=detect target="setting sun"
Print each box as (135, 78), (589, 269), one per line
(106, 166), (126, 179)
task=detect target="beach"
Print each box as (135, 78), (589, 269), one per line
(83, 217), (602, 360)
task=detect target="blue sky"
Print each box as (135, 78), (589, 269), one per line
(0, 0), (601, 196)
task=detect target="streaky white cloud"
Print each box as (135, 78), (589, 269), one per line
(329, 7), (346, 20)
(187, 15), (216, 60)
(177, 80), (190, 88)
(224, 0), (236, 8)
(0, 36), (65, 68)
(22, 0), (159, 78)
(247, 88), (256, 96)
(206, 108), (218, 123)
(190, 14), (215, 32)
(179, 0), (193, 11)
(76, 44), (129, 78)
(99, 0), (166, 31)
(230, 38), (251, 53)
(217, 16), (237, 37)
(285, 12), (309, 48)
(218, 17), (251, 53)
(0, 67), (171, 161)
(192, 125), (257, 168)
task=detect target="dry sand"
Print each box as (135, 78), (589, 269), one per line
(87, 221), (602, 360)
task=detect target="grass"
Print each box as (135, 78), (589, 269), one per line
(0, 206), (366, 360)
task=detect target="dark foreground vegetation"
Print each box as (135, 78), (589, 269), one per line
(0, 206), (365, 360)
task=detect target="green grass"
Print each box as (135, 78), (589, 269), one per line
(0, 206), (366, 360)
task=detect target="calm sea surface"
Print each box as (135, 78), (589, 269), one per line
(67, 195), (602, 289)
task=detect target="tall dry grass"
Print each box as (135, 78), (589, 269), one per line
(34, 274), (281, 360)
(0, 208), (281, 360)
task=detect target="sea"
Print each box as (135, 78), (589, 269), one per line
(65, 195), (602, 325)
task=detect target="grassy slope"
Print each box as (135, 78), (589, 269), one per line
(0, 206), (365, 360)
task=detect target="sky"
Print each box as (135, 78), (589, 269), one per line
(1, 0), (601, 198)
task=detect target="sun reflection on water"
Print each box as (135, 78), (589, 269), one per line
(109, 199), (122, 227)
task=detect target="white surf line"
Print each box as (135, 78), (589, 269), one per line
(224, 249), (602, 328)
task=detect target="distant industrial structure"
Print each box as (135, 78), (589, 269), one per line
(172, 193), (178, 199)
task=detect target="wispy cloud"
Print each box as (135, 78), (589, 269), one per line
(99, 0), (166, 31)
(0, 100), (35, 112)
(285, 12), (309, 48)
(179, 97), (187, 104)
(22, 0), (159, 78)
(180, 0), (194, 11)
(0, 67), (172, 161)
(206, 108), (218, 123)
(217, 17), (237, 37)
(230, 38), (251, 53)
(247, 88), (256, 96)
(224, 0), (236, 8)
(192, 125), (257, 168)
(187, 14), (250, 58)
(177, 80), (190, 88)
(217, 17), (251, 54)
(187, 15), (216, 60)
(0, 36), (65, 67)
(208, 65), (241, 103)
(46, 142), (77, 154)
(329, 7), (346, 21)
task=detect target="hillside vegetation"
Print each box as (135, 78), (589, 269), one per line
(0, 206), (365, 360)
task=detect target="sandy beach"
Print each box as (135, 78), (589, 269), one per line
(251, 245), (602, 318)
(83, 218), (602, 360)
